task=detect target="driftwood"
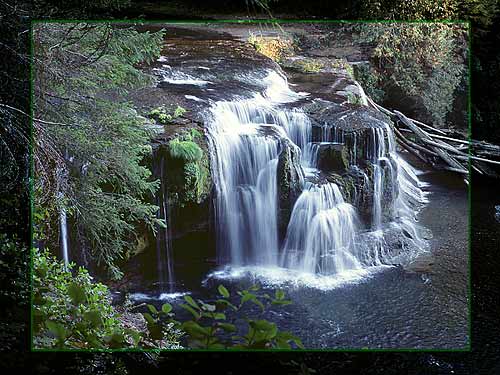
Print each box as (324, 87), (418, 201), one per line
(366, 97), (500, 181)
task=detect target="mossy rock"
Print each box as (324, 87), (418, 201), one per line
(276, 140), (303, 239)
(316, 143), (348, 173)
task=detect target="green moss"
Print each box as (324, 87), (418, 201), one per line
(183, 159), (210, 204)
(167, 129), (211, 207)
(347, 92), (364, 106)
(149, 105), (187, 125)
(169, 138), (203, 162)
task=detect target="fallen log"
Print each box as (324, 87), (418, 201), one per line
(394, 111), (469, 175)
(367, 96), (500, 178)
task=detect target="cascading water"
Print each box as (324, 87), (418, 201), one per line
(280, 183), (360, 275)
(154, 153), (175, 292)
(206, 69), (428, 279)
(207, 100), (282, 266)
(59, 202), (69, 267)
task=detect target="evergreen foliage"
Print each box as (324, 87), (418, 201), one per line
(33, 23), (165, 277)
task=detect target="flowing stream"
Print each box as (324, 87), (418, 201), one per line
(127, 26), (468, 348)
(205, 70), (427, 281)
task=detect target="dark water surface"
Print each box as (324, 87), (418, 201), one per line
(124, 25), (470, 349)
(129, 165), (469, 349)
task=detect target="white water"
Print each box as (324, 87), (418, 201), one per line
(153, 66), (212, 86)
(205, 70), (428, 283)
(207, 100), (282, 266)
(281, 183), (361, 275)
(59, 205), (69, 267)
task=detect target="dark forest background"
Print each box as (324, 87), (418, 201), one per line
(1, 0), (499, 373)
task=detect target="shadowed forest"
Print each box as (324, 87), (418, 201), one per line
(1, 0), (500, 373)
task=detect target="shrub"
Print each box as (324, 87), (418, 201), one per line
(248, 34), (294, 63)
(32, 248), (182, 349)
(355, 23), (467, 126)
(143, 284), (304, 349)
(353, 63), (385, 103)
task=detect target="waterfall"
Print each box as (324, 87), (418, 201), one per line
(59, 202), (69, 267)
(280, 183), (361, 275)
(206, 70), (427, 278)
(154, 154), (175, 292)
(207, 100), (282, 266)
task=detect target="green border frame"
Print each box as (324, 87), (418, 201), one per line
(29, 18), (472, 353)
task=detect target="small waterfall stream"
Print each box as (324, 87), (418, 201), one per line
(59, 203), (69, 267)
(154, 154), (175, 292)
(206, 70), (427, 279)
(281, 183), (360, 274)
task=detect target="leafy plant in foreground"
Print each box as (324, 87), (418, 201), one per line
(143, 284), (304, 349)
(33, 248), (182, 349)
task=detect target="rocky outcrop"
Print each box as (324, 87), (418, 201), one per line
(276, 139), (304, 239)
(150, 118), (213, 240)
(300, 100), (399, 227)
(316, 143), (348, 173)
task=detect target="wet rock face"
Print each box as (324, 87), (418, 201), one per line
(150, 123), (213, 240)
(277, 139), (303, 240)
(316, 143), (348, 173)
(326, 164), (397, 228)
(299, 100), (398, 228)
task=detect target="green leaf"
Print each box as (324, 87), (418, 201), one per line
(216, 299), (238, 311)
(147, 304), (158, 315)
(107, 331), (126, 348)
(275, 338), (292, 349)
(143, 312), (155, 325)
(126, 329), (142, 346)
(213, 313), (226, 320)
(240, 292), (256, 305)
(184, 295), (200, 310)
(83, 310), (102, 328)
(46, 320), (67, 340)
(161, 303), (173, 314)
(67, 282), (86, 305)
(272, 299), (292, 306)
(217, 323), (236, 332)
(146, 323), (163, 341)
(251, 298), (265, 312)
(181, 321), (210, 338)
(218, 284), (230, 298)
(180, 303), (200, 319)
(277, 331), (305, 349)
(275, 289), (285, 300)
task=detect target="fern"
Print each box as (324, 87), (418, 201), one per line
(169, 138), (203, 162)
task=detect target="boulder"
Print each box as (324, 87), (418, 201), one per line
(276, 139), (304, 240)
(316, 143), (348, 173)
